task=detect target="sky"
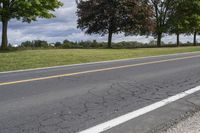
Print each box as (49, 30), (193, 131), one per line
(0, 0), (199, 45)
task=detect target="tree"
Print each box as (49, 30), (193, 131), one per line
(167, 0), (185, 46)
(77, 0), (153, 48)
(21, 41), (33, 47)
(167, 0), (200, 46)
(33, 40), (49, 48)
(179, 0), (200, 46)
(55, 42), (62, 47)
(0, 0), (63, 50)
(123, 0), (155, 37)
(149, 0), (175, 47)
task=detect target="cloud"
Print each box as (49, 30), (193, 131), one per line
(0, 0), (199, 45)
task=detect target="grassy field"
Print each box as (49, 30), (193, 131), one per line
(0, 46), (200, 72)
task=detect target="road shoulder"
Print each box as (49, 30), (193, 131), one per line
(104, 90), (200, 133)
(162, 111), (200, 133)
(1, 51), (200, 74)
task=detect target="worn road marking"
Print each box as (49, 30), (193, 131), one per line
(79, 86), (200, 133)
(0, 54), (200, 86)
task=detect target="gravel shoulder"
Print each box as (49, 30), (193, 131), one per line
(163, 111), (200, 133)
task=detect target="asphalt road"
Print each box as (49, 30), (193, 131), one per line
(0, 52), (200, 133)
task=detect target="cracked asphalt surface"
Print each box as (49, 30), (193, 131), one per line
(0, 52), (200, 133)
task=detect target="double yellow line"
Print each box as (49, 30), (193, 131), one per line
(1, 55), (200, 86)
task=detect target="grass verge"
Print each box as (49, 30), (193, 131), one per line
(0, 46), (200, 72)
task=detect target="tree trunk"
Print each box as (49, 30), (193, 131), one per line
(1, 19), (8, 50)
(157, 33), (162, 47)
(193, 31), (197, 46)
(176, 33), (180, 46)
(108, 29), (112, 48)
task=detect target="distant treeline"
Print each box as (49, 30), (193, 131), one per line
(12, 39), (198, 49)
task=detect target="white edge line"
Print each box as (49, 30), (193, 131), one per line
(79, 86), (200, 133)
(1, 51), (200, 74)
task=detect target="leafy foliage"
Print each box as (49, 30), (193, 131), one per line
(18, 39), (197, 50)
(21, 40), (49, 48)
(0, 0), (63, 22)
(149, 0), (176, 46)
(176, 0), (200, 45)
(0, 0), (63, 49)
(77, 0), (154, 47)
(180, 0), (200, 33)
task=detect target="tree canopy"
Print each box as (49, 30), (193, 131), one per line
(166, 0), (185, 46)
(149, 0), (179, 47)
(0, 0), (63, 50)
(180, 0), (200, 45)
(77, 0), (154, 48)
(1, 1), (200, 49)
(167, 0), (200, 46)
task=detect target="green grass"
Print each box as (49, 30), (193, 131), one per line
(0, 46), (200, 72)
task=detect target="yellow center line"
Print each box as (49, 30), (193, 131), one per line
(1, 55), (200, 86)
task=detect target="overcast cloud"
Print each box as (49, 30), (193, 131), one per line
(0, 0), (199, 45)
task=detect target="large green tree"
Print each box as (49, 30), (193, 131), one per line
(77, 0), (153, 48)
(0, 0), (63, 50)
(167, 0), (200, 46)
(166, 0), (185, 46)
(149, 0), (175, 47)
(179, 0), (200, 46)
